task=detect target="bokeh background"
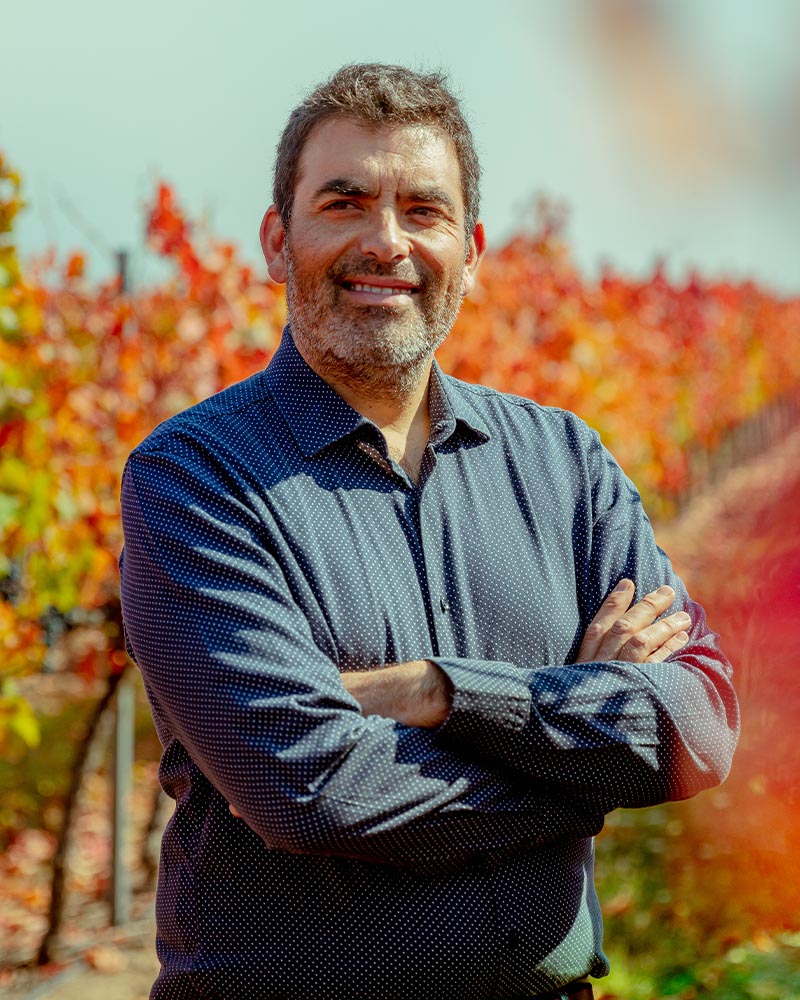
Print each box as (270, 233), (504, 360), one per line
(4, 0), (800, 290)
(1, 2), (799, 998)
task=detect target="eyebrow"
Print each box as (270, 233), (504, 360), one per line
(312, 179), (458, 215)
(312, 179), (373, 201)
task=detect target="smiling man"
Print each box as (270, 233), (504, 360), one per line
(262, 115), (481, 488)
(120, 64), (738, 1000)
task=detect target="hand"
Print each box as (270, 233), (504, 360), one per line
(576, 579), (692, 664)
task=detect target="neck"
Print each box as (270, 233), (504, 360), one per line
(291, 332), (433, 481)
(292, 332), (433, 437)
(330, 365), (432, 440)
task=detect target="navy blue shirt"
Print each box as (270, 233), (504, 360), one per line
(120, 328), (738, 999)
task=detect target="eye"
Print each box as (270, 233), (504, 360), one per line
(322, 199), (360, 212)
(409, 205), (444, 224)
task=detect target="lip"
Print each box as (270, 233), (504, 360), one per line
(337, 276), (420, 305)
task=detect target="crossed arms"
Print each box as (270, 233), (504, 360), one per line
(120, 437), (739, 876)
(339, 580), (694, 729)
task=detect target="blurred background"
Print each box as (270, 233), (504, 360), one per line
(1, 2), (799, 998)
(3, 0), (799, 290)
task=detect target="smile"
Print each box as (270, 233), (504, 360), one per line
(341, 280), (418, 297)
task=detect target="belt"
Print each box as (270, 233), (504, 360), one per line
(528, 982), (594, 1000)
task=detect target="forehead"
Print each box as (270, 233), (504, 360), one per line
(295, 119), (463, 208)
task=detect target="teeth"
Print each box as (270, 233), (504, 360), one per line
(351, 283), (411, 295)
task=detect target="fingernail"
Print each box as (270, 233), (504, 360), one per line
(614, 579), (632, 592)
(657, 585), (674, 597)
(676, 631), (689, 643)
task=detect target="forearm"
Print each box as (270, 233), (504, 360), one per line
(339, 607), (736, 811)
(431, 638), (737, 810)
(141, 647), (602, 875)
(340, 661), (452, 728)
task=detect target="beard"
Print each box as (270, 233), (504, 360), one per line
(284, 245), (464, 400)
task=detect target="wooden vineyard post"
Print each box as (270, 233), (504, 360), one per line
(111, 669), (134, 925)
(111, 248), (134, 927)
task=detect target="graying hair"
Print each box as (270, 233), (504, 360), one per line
(272, 63), (481, 236)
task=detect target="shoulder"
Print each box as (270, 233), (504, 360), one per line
(442, 372), (599, 451)
(121, 368), (296, 505)
(441, 373), (635, 507)
(128, 369), (275, 461)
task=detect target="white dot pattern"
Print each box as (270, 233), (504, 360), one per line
(120, 327), (739, 999)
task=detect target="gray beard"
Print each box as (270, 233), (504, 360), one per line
(284, 249), (462, 402)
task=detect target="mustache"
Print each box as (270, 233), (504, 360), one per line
(327, 258), (426, 287)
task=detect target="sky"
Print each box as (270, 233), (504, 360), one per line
(3, 0), (799, 293)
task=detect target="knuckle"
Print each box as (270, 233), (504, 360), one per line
(627, 633), (648, 651)
(584, 622), (605, 639)
(610, 618), (634, 636)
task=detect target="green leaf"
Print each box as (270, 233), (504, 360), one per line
(0, 491), (20, 532)
(0, 305), (20, 337)
(9, 701), (40, 747)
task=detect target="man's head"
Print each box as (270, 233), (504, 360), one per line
(272, 63), (481, 238)
(261, 64), (486, 400)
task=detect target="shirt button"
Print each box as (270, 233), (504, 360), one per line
(440, 596), (450, 612)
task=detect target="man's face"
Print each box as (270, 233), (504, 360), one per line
(261, 118), (484, 389)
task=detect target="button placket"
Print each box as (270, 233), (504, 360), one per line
(417, 460), (457, 656)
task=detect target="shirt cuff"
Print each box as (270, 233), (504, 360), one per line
(430, 657), (531, 738)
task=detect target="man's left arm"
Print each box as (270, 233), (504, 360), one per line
(344, 427), (740, 812)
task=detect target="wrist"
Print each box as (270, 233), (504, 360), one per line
(403, 660), (452, 728)
(341, 660), (452, 728)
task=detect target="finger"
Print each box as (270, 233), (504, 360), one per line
(595, 585), (676, 660)
(645, 630), (690, 663)
(576, 579), (635, 663)
(622, 585), (677, 632)
(229, 804), (242, 818)
(616, 613), (692, 663)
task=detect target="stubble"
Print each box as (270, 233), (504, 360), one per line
(284, 245), (464, 401)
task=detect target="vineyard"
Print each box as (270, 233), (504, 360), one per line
(1, 149), (799, 998)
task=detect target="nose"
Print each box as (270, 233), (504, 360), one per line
(358, 208), (411, 263)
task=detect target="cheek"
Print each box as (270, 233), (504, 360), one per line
(417, 243), (463, 281)
(427, 235), (468, 278)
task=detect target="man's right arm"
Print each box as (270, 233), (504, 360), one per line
(120, 446), (604, 876)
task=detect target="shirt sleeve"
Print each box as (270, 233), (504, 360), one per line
(433, 422), (740, 811)
(120, 438), (606, 876)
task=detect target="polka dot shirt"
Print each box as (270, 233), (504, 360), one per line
(120, 327), (739, 999)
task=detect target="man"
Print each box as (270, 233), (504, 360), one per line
(120, 63), (738, 1000)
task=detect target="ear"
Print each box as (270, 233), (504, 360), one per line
(260, 205), (287, 284)
(461, 221), (486, 297)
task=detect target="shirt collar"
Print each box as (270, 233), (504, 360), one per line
(264, 326), (490, 458)
(428, 360), (491, 447)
